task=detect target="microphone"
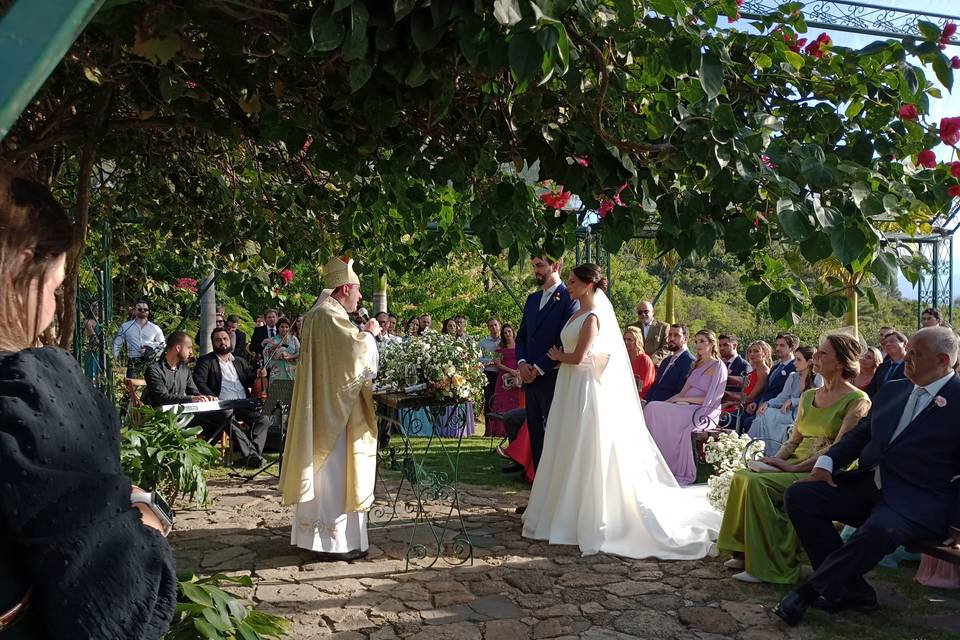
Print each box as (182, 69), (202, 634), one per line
(357, 307), (370, 323)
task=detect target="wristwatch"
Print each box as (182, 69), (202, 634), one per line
(131, 490), (174, 534)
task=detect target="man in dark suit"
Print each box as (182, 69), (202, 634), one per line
(250, 308), (279, 362)
(643, 324), (695, 403)
(193, 327), (271, 467)
(516, 253), (579, 477)
(719, 333), (748, 403)
(225, 314), (248, 359)
(774, 327), (960, 626)
(741, 333), (797, 431)
(866, 330), (907, 397)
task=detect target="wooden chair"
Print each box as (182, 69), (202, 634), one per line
(123, 378), (146, 424)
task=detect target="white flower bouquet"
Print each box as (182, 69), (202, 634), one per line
(377, 330), (486, 403)
(703, 431), (764, 511)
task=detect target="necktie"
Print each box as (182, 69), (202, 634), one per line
(877, 387), (928, 488)
(268, 327), (275, 338)
(659, 355), (676, 378)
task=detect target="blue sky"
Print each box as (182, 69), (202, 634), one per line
(734, 0), (960, 300)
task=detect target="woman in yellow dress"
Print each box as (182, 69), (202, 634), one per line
(718, 333), (871, 584)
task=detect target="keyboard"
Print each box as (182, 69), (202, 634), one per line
(160, 398), (260, 414)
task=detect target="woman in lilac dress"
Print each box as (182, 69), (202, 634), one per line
(645, 329), (728, 485)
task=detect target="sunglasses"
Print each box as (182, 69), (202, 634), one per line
(136, 307), (149, 311)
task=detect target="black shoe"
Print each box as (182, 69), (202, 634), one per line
(773, 591), (809, 626)
(501, 462), (524, 474)
(312, 549), (369, 562)
(811, 591), (879, 612)
(245, 454), (266, 469)
(515, 505), (526, 515)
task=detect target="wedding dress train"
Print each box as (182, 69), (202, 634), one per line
(521, 291), (721, 559)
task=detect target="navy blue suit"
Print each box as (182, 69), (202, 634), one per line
(760, 359), (796, 403)
(785, 375), (960, 601)
(515, 285), (578, 469)
(644, 350), (695, 402)
(865, 359), (905, 398)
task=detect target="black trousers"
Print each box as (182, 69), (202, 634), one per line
(524, 373), (557, 470)
(483, 370), (498, 414)
(192, 408), (270, 459)
(784, 472), (939, 601)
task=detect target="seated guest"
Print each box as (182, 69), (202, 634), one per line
(488, 324), (521, 439)
(142, 331), (215, 408)
(741, 333), (797, 431)
(404, 316), (421, 339)
(853, 346), (882, 392)
(624, 326), (656, 396)
(263, 317), (300, 381)
(748, 346), (822, 456)
(719, 333), (749, 403)
(441, 317), (459, 336)
(776, 327), (960, 625)
(719, 334), (869, 585)
(867, 330), (907, 397)
(721, 340), (771, 417)
(0, 169), (176, 637)
(645, 329), (728, 485)
(419, 313), (433, 333)
(193, 328), (272, 467)
(643, 323), (695, 403)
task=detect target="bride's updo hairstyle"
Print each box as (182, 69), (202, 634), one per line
(572, 263), (608, 292)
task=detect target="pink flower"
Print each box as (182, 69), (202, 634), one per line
(934, 395), (947, 408)
(899, 104), (919, 120)
(761, 155), (776, 169)
(951, 162), (960, 179)
(804, 33), (831, 59)
(598, 199), (614, 219)
(736, 0), (743, 5)
(949, 185), (960, 198)
(727, 13), (739, 24)
(612, 182), (630, 206)
(175, 277), (199, 294)
(280, 268), (294, 285)
(572, 156), (589, 167)
(942, 22), (958, 40)
(540, 188), (572, 210)
(185, 79), (198, 89)
(918, 149), (938, 168)
(952, 56), (960, 70)
(941, 117), (960, 146)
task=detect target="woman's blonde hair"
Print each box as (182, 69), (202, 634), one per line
(0, 167), (75, 350)
(694, 329), (721, 368)
(623, 326), (643, 355)
(747, 340), (773, 368)
(861, 346), (883, 370)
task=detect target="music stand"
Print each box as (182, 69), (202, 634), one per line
(244, 379), (294, 483)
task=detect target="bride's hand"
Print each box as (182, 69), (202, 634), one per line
(547, 346), (564, 362)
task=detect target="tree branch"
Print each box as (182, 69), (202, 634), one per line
(4, 118), (192, 160)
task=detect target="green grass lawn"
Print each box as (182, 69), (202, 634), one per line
(379, 435), (530, 489)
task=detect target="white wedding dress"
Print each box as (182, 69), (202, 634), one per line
(521, 290), (721, 559)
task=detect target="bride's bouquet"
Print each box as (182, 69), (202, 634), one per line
(377, 331), (486, 403)
(703, 431), (764, 511)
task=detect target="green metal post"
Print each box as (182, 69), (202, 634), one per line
(102, 222), (114, 403)
(0, 0), (105, 140)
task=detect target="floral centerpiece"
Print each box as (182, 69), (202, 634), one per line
(703, 431), (764, 511)
(377, 330), (486, 403)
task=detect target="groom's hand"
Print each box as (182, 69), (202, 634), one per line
(518, 362), (534, 383)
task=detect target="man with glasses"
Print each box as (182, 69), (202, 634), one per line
(113, 300), (165, 378)
(634, 300), (670, 366)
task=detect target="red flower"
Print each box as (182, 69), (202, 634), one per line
(185, 79), (198, 89)
(612, 182), (630, 206)
(175, 277), (199, 294)
(898, 104), (919, 120)
(949, 185), (960, 198)
(540, 188), (572, 210)
(761, 155), (776, 169)
(940, 117), (960, 146)
(942, 22), (957, 40)
(918, 149), (938, 169)
(572, 156), (589, 167)
(804, 33), (832, 59)
(727, 12), (739, 24)
(280, 268), (294, 285)
(598, 199), (614, 219)
(736, 0), (743, 5)
(951, 162), (960, 179)
(953, 56), (960, 70)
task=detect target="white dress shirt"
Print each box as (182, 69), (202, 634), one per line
(814, 371), (954, 475)
(217, 355), (247, 401)
(112, 319), (165, 358)
(539, 281), (561, 310)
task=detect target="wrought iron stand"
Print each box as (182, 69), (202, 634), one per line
(371, 392), (474, 570)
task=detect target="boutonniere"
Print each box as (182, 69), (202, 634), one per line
(934, 395), (947, 408)
(551, 291), (562, 304)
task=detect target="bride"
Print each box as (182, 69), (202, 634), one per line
(521, 263), (721, 559)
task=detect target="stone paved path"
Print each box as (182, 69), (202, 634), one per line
(170, 476), (819, 640)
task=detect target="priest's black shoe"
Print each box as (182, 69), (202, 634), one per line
(515, 505), (526, 515)
(811, 590), (878, 612)
(312, 549), (368, 562)
(773, 591), (809, 626)
(501, 462), (524, 474)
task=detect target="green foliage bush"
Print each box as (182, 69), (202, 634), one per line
(165, 574), (289, 640)
(120, 406), (219, 507)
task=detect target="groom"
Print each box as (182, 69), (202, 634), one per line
(515, 252), (578, 510)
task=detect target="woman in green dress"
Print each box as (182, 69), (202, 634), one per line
(718, 333), (871, 584)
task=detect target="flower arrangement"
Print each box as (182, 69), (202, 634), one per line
(377, 330), (486, 403)
(703, 431), (764, 511)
